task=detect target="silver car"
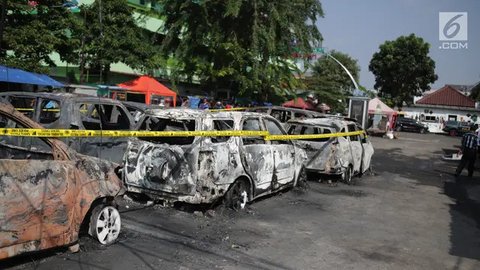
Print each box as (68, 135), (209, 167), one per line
(286, 117), (374, 184)
(123, 109), (307, 210)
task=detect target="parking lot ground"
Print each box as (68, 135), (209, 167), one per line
(3, 132), (480, 269)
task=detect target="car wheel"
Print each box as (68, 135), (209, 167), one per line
(420, 128), (426, 134)
(342, 166), (353, 185)
(224, 180), (249, 211)
(89, 204), (121, 245)
(396, 126), (402, 132)
(449, 129), (457, 136)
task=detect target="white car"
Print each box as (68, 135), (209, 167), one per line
(123, 109), (307, 210)
(286, 117), (374, 183)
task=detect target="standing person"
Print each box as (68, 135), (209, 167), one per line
(455, 131), (478, 178)
(214, 101), (224, 109)
(181, 97), (190, 108)
(199, 98), (210, 110)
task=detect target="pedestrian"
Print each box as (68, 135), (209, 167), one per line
(181, 97), (190, 108)
(199, 98), (210, 110)
(214, 101), (224, 109)
(455, 131), (478, 178)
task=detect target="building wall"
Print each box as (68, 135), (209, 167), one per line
(401, 105), (480, 123)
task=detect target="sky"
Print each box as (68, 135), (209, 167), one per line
(316, 0), (480, 90)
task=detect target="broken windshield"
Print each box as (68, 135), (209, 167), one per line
(139, 116), (196, 145)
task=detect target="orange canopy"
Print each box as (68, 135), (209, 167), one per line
(117, 75), (177, 106)
(282, 97), (316, 110)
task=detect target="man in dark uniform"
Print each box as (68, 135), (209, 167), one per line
(455, 131), (478, 177)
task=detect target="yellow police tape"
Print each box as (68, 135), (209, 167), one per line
(264, 130), (365, 141)
(0, 128), (365, 140)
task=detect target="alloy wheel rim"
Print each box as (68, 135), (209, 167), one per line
(96, 206), (121, 245)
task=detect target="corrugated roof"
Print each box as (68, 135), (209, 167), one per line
(416, 85), (475, 108)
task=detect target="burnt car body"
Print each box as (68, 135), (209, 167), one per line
(123, 109), (307, 209)
(121, 101), (162, 124)
(0, 102), (124, 260)
(0, 92), (134, 163)
(286, 117), (374, 183)
(245, 106), (324, 124)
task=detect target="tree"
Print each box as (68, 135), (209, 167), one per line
(158, 0), (323, 100)
(369, 34), (438, 107)
(0, 1), (80, 73)
(469, 82), (480, 101)
(305, 50), (360, 112)
(76, 0), (162, 83)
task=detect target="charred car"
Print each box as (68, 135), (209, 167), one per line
(124, 109), (307, 210)
(245, 106), (324, 124)
(0, 102), (124, 260)
(287, 117), (374, 183)
(0, 92), (134, 163)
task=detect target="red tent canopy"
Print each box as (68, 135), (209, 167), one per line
(282, 97), (316, 110)
(117, 75), (177, 106)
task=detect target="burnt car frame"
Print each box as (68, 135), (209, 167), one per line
(286, 117), (374, 183)
(0, 92), (134, 163)
(0, 102), (124, 260)
(245, 106), (324, 124)
(124, 109), (307, 210)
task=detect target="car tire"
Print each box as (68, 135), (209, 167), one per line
(420, 128), (426, 134)
(224, 180), (249, 211)
(342, 166), (353, 185)
(89, 204), (121, 245)
(396, 126), (402, 132)
(449, 129), (457, 137)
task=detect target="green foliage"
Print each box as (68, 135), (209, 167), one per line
(469, 82), (480, 101)
(306, 50), (360, 112)
(76, 0), (163, 83)
(158, 0), (323, 100)
(369, 34), (438, 107)
(0, 0), (80, 73)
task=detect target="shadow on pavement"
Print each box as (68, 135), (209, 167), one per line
(444, 178), (480, 261)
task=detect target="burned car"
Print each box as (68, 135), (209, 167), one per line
(0, 92), (134, 163)
(287, 117), (374, 183)
(0, 102), (124, 260)
(245, 106), (324, 124)
(124, 109), (307, 209)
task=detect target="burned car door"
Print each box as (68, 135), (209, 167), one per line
(198, 118), (240, 188)
(0, 113), (76, 257)
(347, 123), (363, 173)
(263, 117), (295, 187)
(73, 102), (132, 163)
(358, 126), (374, 173)
(239, 117), (274, 195)
(96, 104), (132, 163)
(73, 103), (103, 159)
(287, 124), (338, 174)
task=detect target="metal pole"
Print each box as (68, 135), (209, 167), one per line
(325, 53), (360, 90)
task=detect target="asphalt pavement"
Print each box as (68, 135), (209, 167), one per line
(2, 131), (480, 270)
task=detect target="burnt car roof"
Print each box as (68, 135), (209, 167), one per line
(144, 108), (268, 119)
(247, 106), (325, 116)
(287, 117), (357, 128)
(0, 91), (124, 105)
